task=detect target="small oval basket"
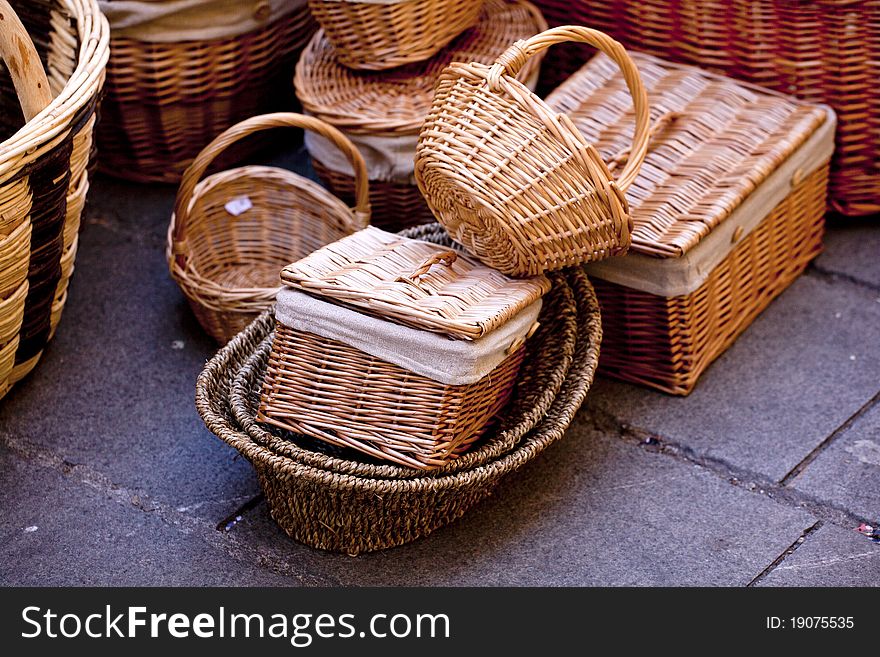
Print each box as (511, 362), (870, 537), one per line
(308, 0), (483, 70)
(167, 113), (371, 344)
(416, 26), (651, 277)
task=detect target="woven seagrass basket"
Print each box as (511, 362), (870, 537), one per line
(546, 52), (835, 395)
(196, 230), (602, 553)
(167, 113), (370, 344)
(308, 0), (483, 70)
(415, 26), (650, 277)
(0, 0), (108, 400)
(533, 0), (879, 217)
(258, 227), (550, 469)
(295, 0), (547, 231)
(97, 0), (316, 183)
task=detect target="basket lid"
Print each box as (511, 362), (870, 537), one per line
(545, 52), (830, 260)
(280, 227), (551, 340)
(293, 0), (547, 136)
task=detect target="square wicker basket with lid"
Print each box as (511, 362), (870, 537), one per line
(258, 227), (551, 469)
(546, 52), (835, 395)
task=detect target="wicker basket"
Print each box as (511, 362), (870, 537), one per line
(196, 256), (602, 553)
(97, 0), (316, 184)
(416, 26), (651, 277)
(546, 52), (835, 395)
(0, 0), (108, 400)
(295, 0), (547, 231)
(533, 0), (879, 217)
(167, 113), (371, 344)
(257, 227), (550, 469)
(308, 0), (483, 70)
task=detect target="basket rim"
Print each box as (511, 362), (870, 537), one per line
(0, 0), (109, 180)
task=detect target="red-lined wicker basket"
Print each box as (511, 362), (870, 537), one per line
(307, 0), (483, 70)
(294, 0), (547, 231)
(97, 0), (316, 183)
(533, 0), (879, 217)
(0, 0), (108, 399)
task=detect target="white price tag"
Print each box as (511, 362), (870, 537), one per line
(225, 195), (253, 216)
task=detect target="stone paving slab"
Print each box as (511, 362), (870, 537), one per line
(815, 217), (880, 289)
(789, 404), (880, 524)
(0, 450), (311, 586)
(757, 523), (880, 587)
(225, 421), (816, 586)
(584, 272), (880, 483)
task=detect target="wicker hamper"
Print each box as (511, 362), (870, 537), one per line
(257, 226), (551, 469)
(0, 0), (108, 399)
(97, 0), (316, 183)
(196, 239), (602, 553)
(533, 0), (879, 217)
(546, 53), (836, 395)
(294, 0), (547, 231)
(167, 113), (370, 344)
(308, 0), (483, 70)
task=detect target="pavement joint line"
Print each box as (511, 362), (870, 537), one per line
(746, 520), (824, 587)
(83, 214), (166, 249)
(0, 431), (340, 586)
(778, 389), (880, 486)
(807, 262), (880, 295)
(583, 404), (877, 529)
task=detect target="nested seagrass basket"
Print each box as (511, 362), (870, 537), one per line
(196, 228), (602, 553)
(97, 0), (316, 183)
(415, 26), (651, 277)
(533, 0), (879, 217)
(258, 227), (551, 469)
(167, 113), (370, 344)
(308, 0), (483, 70)
(295, 0), (547, 231)
(0, 0), (108, 399)
(546, 52), (835, 395)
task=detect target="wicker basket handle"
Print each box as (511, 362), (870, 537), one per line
(0, 0), (53, 122)
(172, 112), (371, 245)
(395, 250), (458, 287)
(488, 26), (650, 192)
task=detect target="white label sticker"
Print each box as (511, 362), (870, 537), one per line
(225, 195), (253, 216)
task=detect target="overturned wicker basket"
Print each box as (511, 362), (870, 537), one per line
(308, 0), (483, 70)
(167, 113), (370, 344)
(197, 230), (602, 553)
(416, 26), (650, 277)
(0, 0), (108, 399)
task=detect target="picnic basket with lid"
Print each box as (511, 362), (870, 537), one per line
(167, 113), (370, 345)
(415, 25), (650, 277)
(197, 224), (603, 553)
(307, 0), (483, 70)
(0, 0), (108, 399)
(546, 52), (835, 395)
(532, 0), (879, 217)
(257, 226), (551, 470)
(294, 0), (547, 231)
(97, 0), (316, 183)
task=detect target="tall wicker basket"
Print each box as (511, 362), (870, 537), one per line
(97, 0), (316, 183)
(533, 0), (880, 217)
(0, 0), (108, 399)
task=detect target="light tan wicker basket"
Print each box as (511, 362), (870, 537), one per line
(546, 52), (835, 394)
(308, 0), (483, 70)
(258, 227), (551, 469)
(167, 113), (370, 344)
(295, 0), (547, 231)
(0, 0), (108, 399)
(416, 26), (651, 277)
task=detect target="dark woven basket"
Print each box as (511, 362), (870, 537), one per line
(196, 228), (602, 553)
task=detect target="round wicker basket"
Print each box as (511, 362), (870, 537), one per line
(0, 0), (108, 399)
(308, 0), (484, 70)
(416, 26), (651, 277)
(167, 113), (370, 344)
(196, 227), (603, 553)
(295, 0), (548, 231)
